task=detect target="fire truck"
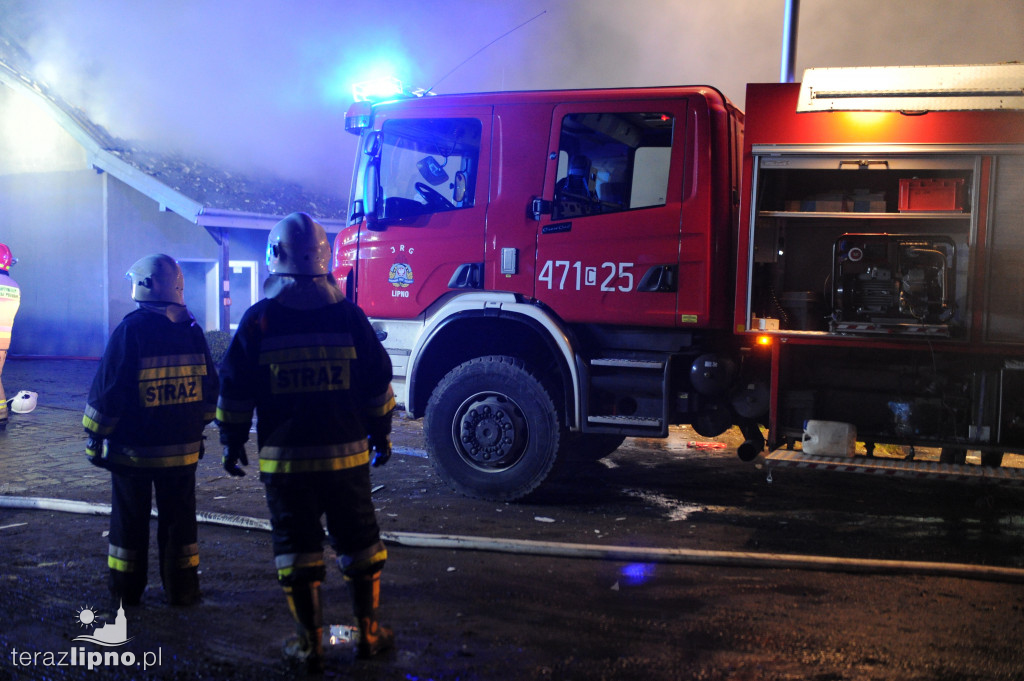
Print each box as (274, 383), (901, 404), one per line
(333, 65), (1024, 500)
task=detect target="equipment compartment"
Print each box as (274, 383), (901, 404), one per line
(746, 153), (976, 339)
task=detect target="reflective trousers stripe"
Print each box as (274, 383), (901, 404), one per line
(109, 542), (199, 572)
(275, 551), (325, 580)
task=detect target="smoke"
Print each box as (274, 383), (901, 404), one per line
(1, 0), (1021, 197)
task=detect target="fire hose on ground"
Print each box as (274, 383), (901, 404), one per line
(2, 494), (1024, 584)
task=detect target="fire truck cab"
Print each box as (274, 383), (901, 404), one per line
(335, 85), (750, 499)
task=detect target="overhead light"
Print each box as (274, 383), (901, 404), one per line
(797, 63), (1024, 112)
(351, 76), (434, 103)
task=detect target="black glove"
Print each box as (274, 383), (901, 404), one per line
(222, 445), (249, 477)
(369, 435), (392, 467)
(86, 437), (108, 468)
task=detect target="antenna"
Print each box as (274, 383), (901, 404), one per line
(427, 10), (547, 93)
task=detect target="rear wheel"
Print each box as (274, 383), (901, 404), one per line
(424, 355), (563, 501)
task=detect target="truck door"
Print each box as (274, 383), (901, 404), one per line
(355, 106), (491, 319)
(534, 100), (688, 328)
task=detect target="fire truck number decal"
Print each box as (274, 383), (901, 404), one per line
(538, 260), (634, 292)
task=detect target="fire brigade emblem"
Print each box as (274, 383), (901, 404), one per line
(388, 262), (414, 287)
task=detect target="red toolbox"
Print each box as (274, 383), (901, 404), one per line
(898, 178), (965, 212)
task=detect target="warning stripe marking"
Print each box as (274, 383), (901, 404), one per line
(764, 450), (1024, 483)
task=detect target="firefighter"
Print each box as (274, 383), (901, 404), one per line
(83, 254), (218, 607)
(216, 212), (395, 672)
(0, 244), (20, 431)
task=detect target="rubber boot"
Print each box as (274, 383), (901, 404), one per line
(349, 571), (394, 659)
(163, 565), (201, 607)
(282, 581), (325, 674)
(109, 568), (145, 607)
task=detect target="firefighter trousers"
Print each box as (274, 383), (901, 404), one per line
(107, 466), (200, 606)
(264, 468), (382, 585)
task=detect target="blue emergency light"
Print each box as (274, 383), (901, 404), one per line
(352, 76), (433, 103)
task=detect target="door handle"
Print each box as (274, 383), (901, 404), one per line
(637, 265), (677, 292)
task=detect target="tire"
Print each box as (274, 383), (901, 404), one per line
(424, 355), (563, 501)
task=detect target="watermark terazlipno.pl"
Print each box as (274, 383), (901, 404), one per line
(8, 602), (162, 671)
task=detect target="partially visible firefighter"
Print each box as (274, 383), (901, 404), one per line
(216, 212), (396, 673)
(83, 254), (218, 607)
(0, 243), (20, 431)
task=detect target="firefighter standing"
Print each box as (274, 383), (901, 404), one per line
(83, 254), (218, 607)
(0, 244), (20, 431)
(216, 213), (395, 672)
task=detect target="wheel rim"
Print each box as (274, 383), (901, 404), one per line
(451, 391), (529, 472)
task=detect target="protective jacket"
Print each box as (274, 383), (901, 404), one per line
(83, 306), (218, 470)
(0, 269), (19, 352)
(216, 277), (394, 481)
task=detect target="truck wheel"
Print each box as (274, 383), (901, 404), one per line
(424, 355), (563, 501)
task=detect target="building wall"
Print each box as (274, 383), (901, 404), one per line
(0, 81), (109, 356)
(223, 228), (272, 329)
(0, 168), (107, 356)
(104, 176), (220, 335)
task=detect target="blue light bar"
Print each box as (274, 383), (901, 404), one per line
(352, 76), (405, 102)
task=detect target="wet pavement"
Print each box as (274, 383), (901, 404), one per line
(2, 358), (1024, 681)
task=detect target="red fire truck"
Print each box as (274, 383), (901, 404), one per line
(333, 65), (1024, 500)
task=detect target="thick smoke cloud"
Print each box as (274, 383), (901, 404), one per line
(1, 0), (1021, 197)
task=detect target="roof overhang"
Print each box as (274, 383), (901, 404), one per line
(797, 63), (1024, 112)
(197, 208), (343, 233)
(0, 62), (206, 221)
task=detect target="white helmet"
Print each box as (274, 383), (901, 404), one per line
(267, 212), (330, 275)
(126, 254), (185, 305)
(10, 390), (37, 414)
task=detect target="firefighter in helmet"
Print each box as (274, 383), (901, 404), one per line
(0, 243), (19, 431)
(217, 212), (395, 672)
(83, 254), (218, 606)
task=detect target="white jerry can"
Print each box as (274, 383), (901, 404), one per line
(801, 420), (857, 456)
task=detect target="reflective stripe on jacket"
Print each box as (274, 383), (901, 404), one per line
(84, 308), (218, 470)
(0, 271), (20, 351)
(217, 296), (394, 481)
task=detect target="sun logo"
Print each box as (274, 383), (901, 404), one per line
(75, 606), (98, 628)
(73, 602), (133, 645)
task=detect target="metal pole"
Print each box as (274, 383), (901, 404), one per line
(780, 0), (800, 83)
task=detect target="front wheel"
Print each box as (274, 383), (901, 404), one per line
(424, 355), (563, 501)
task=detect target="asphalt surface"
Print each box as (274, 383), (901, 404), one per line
(1, 358), (1023, 681)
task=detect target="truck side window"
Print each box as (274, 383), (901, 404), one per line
(553, 112), (673, 220)
(375, 118), (482, 221)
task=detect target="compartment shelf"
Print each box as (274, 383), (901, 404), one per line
(759, 211), (970, 220)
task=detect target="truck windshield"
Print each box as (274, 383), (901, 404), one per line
(353, 117), (482, 224)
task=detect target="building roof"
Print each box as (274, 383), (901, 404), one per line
(0, 33), (347, 229)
